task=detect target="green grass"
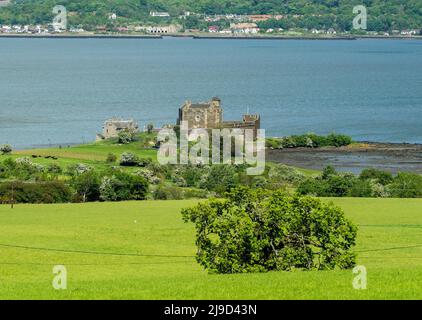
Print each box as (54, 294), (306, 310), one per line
(0, 135), (158, 172)
(0, 198), (421, 300)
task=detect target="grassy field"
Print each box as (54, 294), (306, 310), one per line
(0, 198), (421, 300)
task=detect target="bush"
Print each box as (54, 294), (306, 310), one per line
(71, 171), (101, 202)
(278, 133), (352, 149)
(200, 164), (237, 195)
(119, 152), (139, 166)
(359, 168), (393, 185)
(0, 144), (12, 155)
(138, 157), (152, 167)
(182, 187), (357, 274)
(153, 184), (184, 200)
(0, 181), (72, 204)
(117, 130), (136, 144)
(106, 153), (117, 163)
(268, 164), (305, 186)
(47, 163), (62, 174)
(66, 163), (92, 176)
(136, 168), (161, 184)
(388, 172), (422, 198)
(100, 172), (148, 201)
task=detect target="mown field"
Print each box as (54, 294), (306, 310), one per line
(0, 198), (421, 300)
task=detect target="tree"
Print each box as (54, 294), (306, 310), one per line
(200, 164), (237, 195)
(146, 123), (154, 134)
(388, 172), (422, 198)
(0, 144), (12, 155)
(182, 187), (357, 274)
(72, 171), (101, 202)
(100, 172), (149, 201)
(359, 168), (393, 185)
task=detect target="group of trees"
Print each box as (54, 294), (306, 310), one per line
(266, 133), (353, 149)
(298, 166), (422, 198)
(0, 0), (420, 32)
(0, 156), (149, 204)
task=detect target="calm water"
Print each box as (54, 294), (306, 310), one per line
(0, 38), (421, 149)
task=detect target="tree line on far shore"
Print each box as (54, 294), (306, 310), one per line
(0, 0), (420, 32)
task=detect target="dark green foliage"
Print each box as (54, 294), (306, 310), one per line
(99, 172), (149, 201)
(359, 168), (393, 185)
(46, 163), (62, 174)
(269, 133), (353, 149)
(154, 184), (184, 200)
(388, 172), (422, 198)
(298, 166), (422, 198)
(71, 171), (101, 202)
(0, 181), (72, 204)
(106, 153), (117, 163)
(182, 187), (357, 273)
(200, 164), (237, 195)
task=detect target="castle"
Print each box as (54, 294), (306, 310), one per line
(96, 118), (139, 141)
(177, 97), (260, 136)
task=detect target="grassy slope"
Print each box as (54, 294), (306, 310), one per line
(0, 198), (421, 300)
(0, 136), (158, 172)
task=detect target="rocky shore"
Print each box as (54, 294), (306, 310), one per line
(267, 142), (422, 174)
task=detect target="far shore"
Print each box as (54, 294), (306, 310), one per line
(1, 33), (422, 41)
(267, 141), (422, 174)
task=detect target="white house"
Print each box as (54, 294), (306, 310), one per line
(150, 11), (170, 17)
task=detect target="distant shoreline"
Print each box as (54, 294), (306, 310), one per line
(1, 33), (421, 41)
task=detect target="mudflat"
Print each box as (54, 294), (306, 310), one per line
(267, 142), (422, 174)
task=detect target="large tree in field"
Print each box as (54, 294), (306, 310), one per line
(182, 187), (357, 274)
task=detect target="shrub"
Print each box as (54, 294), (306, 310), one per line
(326, 133), (353, 147)
(268, 164), (305, 185)
(200, 164), (237, 195)
(71, 171), (101, 202)
(106, 153), (117, 163)
(138, 157), (153, 167)
(182, 187), (357, 274)
(297, 178), (327, 196)
(0, 144), (12, 155)
(47, 163), (62, 174)
(119, 152), (139, 166)
(146, 123), (154, 134)
(153, 184), (184, 200)
(388, 172), (422, 198)
(251, 176), (268, 188)
(348, 179), (373, 197)
(359, 168), (393, 185)
(117, 130), (135, 144)
(136, 168), (161, 184)
(278, 134), (352, 149)
(66, 163), (92, 176)
(265, 138), (282, 149)
(325, 174), (356, 197)
(0, 181), (72, 204)
(100, 172), (148, 201)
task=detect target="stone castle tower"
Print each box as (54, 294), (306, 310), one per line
(178, 97), (223, 129)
